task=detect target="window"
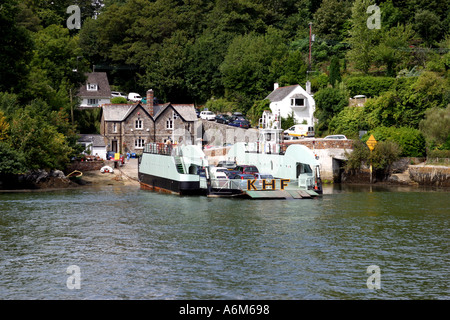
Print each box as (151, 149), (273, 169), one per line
(135, 119), (143, 129)
(291, 98), (305, 106)
(87, 83), (98, 91)
(135, 138), (145, 148)
(87, 99), (98, 105)
(113, 123), (117, 133)
(166, 118), (173, 129)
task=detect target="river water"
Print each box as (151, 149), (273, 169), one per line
(0, 184), (448, 300)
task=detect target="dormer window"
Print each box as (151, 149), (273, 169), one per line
(87, 83), (98, 91)
(291, 98), (305, 106)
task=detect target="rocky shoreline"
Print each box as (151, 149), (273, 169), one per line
(342, 163), (450, 188)
(1, 159), (448, 192)
(0, 159), (140, 192)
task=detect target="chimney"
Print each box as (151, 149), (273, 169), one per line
(305, 81), (311, 95)
(274, 83), (279, 90)
(146, 89), (154, 116)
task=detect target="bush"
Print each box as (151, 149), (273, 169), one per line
(329, 106), (367, 138)
(344, 76), (395, 98)
(370, 140), (401, 172)
(204, 98), (235, 114)
(111, 97), (128, 104)
(345, 139), (370, 171)
(314, 87), (348, 134)
(419, 105), (450, 150)
(367, 126), (426, 157)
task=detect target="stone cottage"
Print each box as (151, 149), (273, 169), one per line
(100, 89), (198, 154)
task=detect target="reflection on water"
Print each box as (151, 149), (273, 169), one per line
(0, 184), (448, 299)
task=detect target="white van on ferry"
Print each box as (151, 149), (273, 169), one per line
(284, 125), (315, 137)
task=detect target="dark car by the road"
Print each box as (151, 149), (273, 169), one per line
(224, 170), (240, 178)
(228, 119), (251, 129)
(215, 114), (231, 124)
(230, 173), (255, 180)
(234, 165), (259, 176)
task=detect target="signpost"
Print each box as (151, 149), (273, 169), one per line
(366, 135), (377, 183)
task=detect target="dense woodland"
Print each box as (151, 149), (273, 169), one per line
(0, 0), (449, 175)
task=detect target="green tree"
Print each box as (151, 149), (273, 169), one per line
(328, 56), (341, 87)
(414, 9), (443, 46)
(369, 126), (426, 157)
(314, 87), (349, 134)
(419, 105), (450, 150)
(220, 27), (288, 112)
(313, 0), (352, 41)
(0, 0), (33, 93)
(247, 99), (270, 126)
(8, 101), (76, 170)
(0, 142), (26, 175)
(329, 106), (366, 138)
(346, 0), (379, 74)
(370, 140), (402, 177)
(372, 24), (415, 77)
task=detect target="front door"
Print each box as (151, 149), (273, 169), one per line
(112, 140), (118, 153)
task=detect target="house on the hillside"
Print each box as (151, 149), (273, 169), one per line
(265, 83), (316, 126)
(77, 134), (107, 159)
(78, 72), (111, 108)
(100, 89), (198, 154)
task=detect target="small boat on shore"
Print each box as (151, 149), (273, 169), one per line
(67, 170), (83, 180)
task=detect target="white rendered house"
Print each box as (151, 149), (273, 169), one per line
(265, 83), (316, 126)
(78, 72), (111, 108)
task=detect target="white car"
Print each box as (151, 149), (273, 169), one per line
(200, 111), (216, 120)
(324, 135), (347, 140)
(128, 92), (142, 102)
(111, 91), (127, 99)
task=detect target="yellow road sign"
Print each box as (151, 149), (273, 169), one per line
(366, 134), (377, 151)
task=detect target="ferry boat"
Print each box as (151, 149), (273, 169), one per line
(138, 113), (322, 199)
(138, 143), (209, 195)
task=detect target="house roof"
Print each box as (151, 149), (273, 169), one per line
(78, 72), (111, 98)
(154, 103), (197, 122)
(172, 104), (198, 122)
(265, 84), (300, 102)
(78, 134), (106, 147)
(102, 104), (136, 121)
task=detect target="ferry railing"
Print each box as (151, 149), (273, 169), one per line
(209, 179), (280, 191)
(144, 143), (173, 156)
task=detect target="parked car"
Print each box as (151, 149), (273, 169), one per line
(324, 135), (347, 140)
(111, 91), (127, 99)
(229, 119), (251, 129)
(254, 173), (274, 180)
(284, 125), (315, 137)
(224, 170), (240, 178)
(235, 165), (259, 176)
(217, 160), (237, 169)
(230, 173), (255, 180)
(229, 115), (246, 122)
(128, 92), (142, 102)
(200, 110), (216, 120)
(215, 114), (231, 124)
(210, 167), (229, 177)
(214, 171), (229, 180)
(284, 135), (300, 141)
